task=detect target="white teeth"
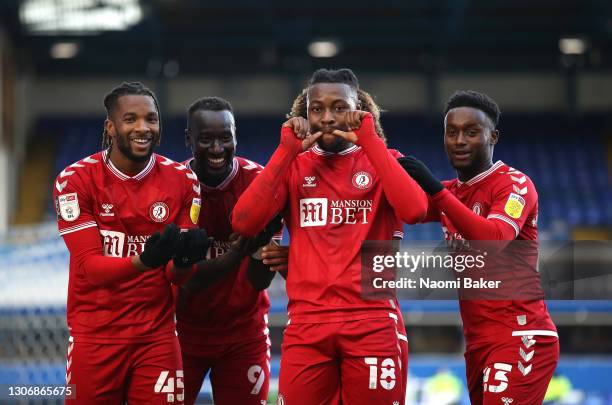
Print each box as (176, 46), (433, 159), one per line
(209, 158), (224, 164)
(132, 138), (150, 144)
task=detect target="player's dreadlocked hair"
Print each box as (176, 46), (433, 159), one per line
(287, 68), (387, 144)
(101, 82), (161, 162)
(444, 90), (501, 129)
(187, 96), (233, 129)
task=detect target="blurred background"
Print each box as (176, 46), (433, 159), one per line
(0, 0), (611, 404)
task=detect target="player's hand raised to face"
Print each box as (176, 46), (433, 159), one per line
(332, 110), (370, 143)
(281, 117), (323, 151)
(282, 117), (309, 138)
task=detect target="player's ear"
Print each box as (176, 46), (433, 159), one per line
(490, 129), (499, 145)
(104, 118), (114, 138)
(185, 128), (192, 148)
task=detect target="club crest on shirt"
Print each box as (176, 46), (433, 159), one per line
(472, 202), (482, 216)
(190, 198), (201, 225)
(58, 193), (80, 222)
(352, 171), (372, 190)
(149, 201), (169, 223)
(504, 193), (525, 219)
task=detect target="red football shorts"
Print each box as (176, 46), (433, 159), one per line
(391, 311), (409, 404)
(180, 334), (270, 405)
(65, 336), (184, 405)
(278, 316), (406, 405)
(465, 334), (559, 405)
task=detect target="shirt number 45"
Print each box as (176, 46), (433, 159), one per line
(154, 370), (185, 403)
(364, 357), (396, 390)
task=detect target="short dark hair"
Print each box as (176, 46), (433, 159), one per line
(308, 68), (359, 91)
(102, 82), (160, 155)
(188, 96), (233, 117)
(444, 90), (501, 128)
(103, 81), (159, 117)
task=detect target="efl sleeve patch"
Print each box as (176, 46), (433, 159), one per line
(190, 197), (201, 225)
(504, 193), (525, 219)
(58, 193), (80, 222)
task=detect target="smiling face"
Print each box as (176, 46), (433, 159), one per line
(307, 82), (359, 152)
(187, 109), (236, 182)
(444, 106), (498, 178)
(105, 94), (160, 163)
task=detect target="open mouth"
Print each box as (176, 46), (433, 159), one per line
(130, 137), (153, 151)
(207, 156), (226, 169)
(452, 151), (471, 160)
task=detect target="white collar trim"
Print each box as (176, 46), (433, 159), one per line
(103, 150), (155, 181)
(312, 144), (360, 156)
(458, 160), (504, 186)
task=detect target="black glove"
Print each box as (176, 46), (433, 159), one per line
(140, 224), (181, 268)
(172, 228), (211, 268)
(397, 156), (444, 195)
(241, 214), (283, 256)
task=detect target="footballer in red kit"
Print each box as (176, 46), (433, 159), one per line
(176, 97), (281, 405)
(232, 69), (427, 404)
(398, 90), (559, 405)
(53, 82), (208, 405)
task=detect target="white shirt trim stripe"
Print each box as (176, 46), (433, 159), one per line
(397, 333), (408, 342)
(487, 213), (520, 237)
(191, 157), (239, 191)
(512, 330), (558, 337)
(312, 144), (360, 156)
(458, 160), (504, 186)
(102, 150), (156, 181)
(59, 221), (98, 236)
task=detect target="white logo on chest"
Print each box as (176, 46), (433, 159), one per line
(149, 202), (169, 222)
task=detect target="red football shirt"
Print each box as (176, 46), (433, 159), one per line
(275, 145), (405, 324)
(432, 161), (557, 344)
(53, 151), (201, 343)
(176, 156), (274, 347)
